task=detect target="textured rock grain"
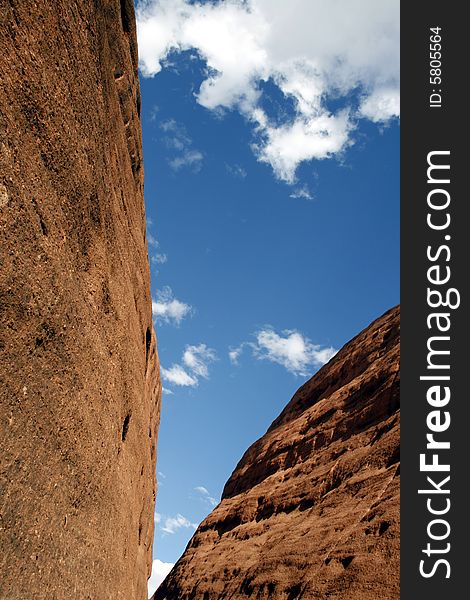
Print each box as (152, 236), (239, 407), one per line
(0, 1), (160, 598)
(155, 307), (399, 600)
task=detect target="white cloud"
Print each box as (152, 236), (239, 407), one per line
(254, 108), (352, 183)
(228, 346), (243, 365)
(183, 344), (217, 378)
(147, 232), (159, 248)
(161, 364), (198, 387)
(152, 286), (192, 326)
(289, 184), (313, 200)
(161, 386), (174, 395)
(137, 0), (399, 182)
(160, 118), (185, 134)
(194, 486), (218, 507)
(161, 343), (217, 388)
(231, 328), (336, 376)
(254, 328), (336, 376)
(169, 149), (203, 172)
(154, 512), (162, 524)
(159, 118), (204, 172)
(146, 233), (168, 265)
(161, 513), (198, 535)
(151, 253), (168, 265)
(359, 86), (400, 123)
(148, 559), (174, 598)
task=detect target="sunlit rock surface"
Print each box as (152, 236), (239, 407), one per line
(155, 307), (399, 600)
(0, 1), (160, 598)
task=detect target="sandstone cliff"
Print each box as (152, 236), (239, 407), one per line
(0, 1), (160, 598)
(155, 307), (399, 599)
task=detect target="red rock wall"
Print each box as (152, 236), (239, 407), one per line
(155, 307), (399, 600)
(0, 1), (160, 598)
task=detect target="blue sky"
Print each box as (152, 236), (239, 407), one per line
(135, 1), (399, 595)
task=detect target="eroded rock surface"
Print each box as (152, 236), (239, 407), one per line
(0, 1), (160, 598)
(155, 307), (399, 600)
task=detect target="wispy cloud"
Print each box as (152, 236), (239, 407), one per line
(159, 118), (203, 173)
(194, 486), (218, 508)
(290, 184), (313, 200)
(160, 513), (198, 535)
(148, 104), (160, 122)
(183, 344), (217, 378)
(161, 343), (217, 388)
(151, 253), (168, 265)
(228, 346), (243, 365)
(230, 328), (336, 377)
(147, 232), (159, 248)
(146, 233), (168, 266)
(137, 0), (399, 183)
(169, 149), (203, 172)
(152, 286), (192, 326)
(148, 559), (174, 597)
(225, 163), (247, 179)
(161, 364), (198, 387)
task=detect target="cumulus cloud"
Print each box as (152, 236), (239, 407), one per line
(137, 0), (399, 182)
(161, 513), (198, 535)
(194, 486), (218, 507)
(231, 328), (336, 376)
(359, 87), (400, 123)
(152, 286), (192, 326)
(148, 559), (174, 598)
(160, 118), (204, 172)
(255, 109), (352, 182)
(254, 328), (336, 375)
(161, 343), (217, 388)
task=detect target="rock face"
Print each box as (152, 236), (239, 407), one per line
(0, 2), (160, 599)
(155, 307), (399, 600)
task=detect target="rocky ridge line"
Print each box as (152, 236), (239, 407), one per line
(155, 307), (400, 600)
